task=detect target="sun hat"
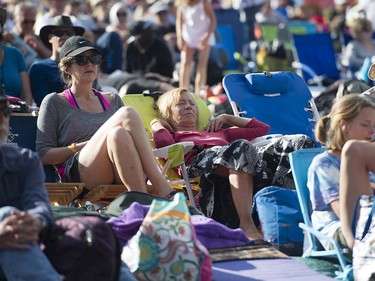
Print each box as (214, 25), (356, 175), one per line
(128, 20), (154, 36)
(148, 2), (170, 14)
(39, 15), (85, 49)
(59, 36), (99, 60)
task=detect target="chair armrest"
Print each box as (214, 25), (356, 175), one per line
(153, 141), (195, 158)
(249, 134), (283, 147)
(292, 61), (324, 87)
(299, 222), (336, 244)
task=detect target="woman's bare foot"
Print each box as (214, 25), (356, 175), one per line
(241, 225), (264, 241)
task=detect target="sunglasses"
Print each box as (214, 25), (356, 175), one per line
(117, 12), (127, 17)
(52, 29), (76, 37)
(21, 19), (36, 25)
(0, 106), (11, 118)
(72, 54), (103, 66)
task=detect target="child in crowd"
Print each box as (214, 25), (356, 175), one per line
(308, 94), (375, 251)
(176, 0), (216, 95)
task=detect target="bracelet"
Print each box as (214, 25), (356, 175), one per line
(68, 143), (77, 154)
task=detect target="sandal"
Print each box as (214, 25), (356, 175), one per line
(252, 239), (272, 246)
(165, 189), (178, 200)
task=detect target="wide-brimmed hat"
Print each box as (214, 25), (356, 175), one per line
(128, 20), (154, 36)
(40, 15), (85, 49)
(0, 7), (6, 27)
(149, 2), (169, 14)
(59, 36), (99, 60)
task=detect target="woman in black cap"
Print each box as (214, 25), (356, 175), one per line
(36, 35), (176, 199)
(0, 7), (33, 105)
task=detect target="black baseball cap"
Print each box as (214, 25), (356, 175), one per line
(59, 36), (100, 60)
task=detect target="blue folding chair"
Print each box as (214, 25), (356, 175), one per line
(222, 71), (320, 144)
(215, 24), (238, 71)
(291, 33), (341, 85)
(214, 8), (244, 54)
(289, 148), (353, 280)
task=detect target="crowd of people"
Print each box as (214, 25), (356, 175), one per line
(1, 0), (375, 107)
(1, 0), (375, 279)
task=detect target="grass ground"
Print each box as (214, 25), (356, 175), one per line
(292, 256), (342, 278)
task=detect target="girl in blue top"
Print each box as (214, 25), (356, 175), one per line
(308, 94), (375, 251)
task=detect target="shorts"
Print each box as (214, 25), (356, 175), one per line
(63, 151), (90, 200)
(64, 151), (81, 183)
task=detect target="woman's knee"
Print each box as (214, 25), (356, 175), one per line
(115, 106), (141, 126)
(107, 126), (132, 146)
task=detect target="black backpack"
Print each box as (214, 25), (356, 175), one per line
(43, 207), (121, 281)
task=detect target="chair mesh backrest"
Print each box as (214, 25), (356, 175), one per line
(289, 147), (325, 227)
(223, 71), (319, 143)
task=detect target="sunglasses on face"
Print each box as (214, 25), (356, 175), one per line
(52, 29), (76, 37)
(117, 11), (127, 17)
(72, 54), (103, 66)
(21, 19), (36, 25)
(0, 106), (11, 118)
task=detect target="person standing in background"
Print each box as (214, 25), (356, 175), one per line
(238, 0), (265, 46)
(176, 0), (217, 95)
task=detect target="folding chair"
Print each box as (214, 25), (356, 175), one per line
(214, 8), (244, 56)
(122, 93), (212, 207)
(215, 24), (238, 71)
(289, 148), (353, 279)
(291, 32), (341, 85)
(287, 21), (317, 35)
(222, 71), (320, 144)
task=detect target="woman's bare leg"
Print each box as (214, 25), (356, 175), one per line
(340, 140), (374, 248)
(194, 46), (211, 95)
(229, 170), (263, 240)
(78, 106), (172, 196)
(214, 165), (262, 240)
(179, 47), (195, 90)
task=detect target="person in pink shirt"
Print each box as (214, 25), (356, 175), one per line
(151, 87), (315, 240)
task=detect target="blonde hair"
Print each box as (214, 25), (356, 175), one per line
(156, 87), (199, 131)
(315, 94), (375, 150)
(349, 18), (372, 39)
(58, 56), (75, 87)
